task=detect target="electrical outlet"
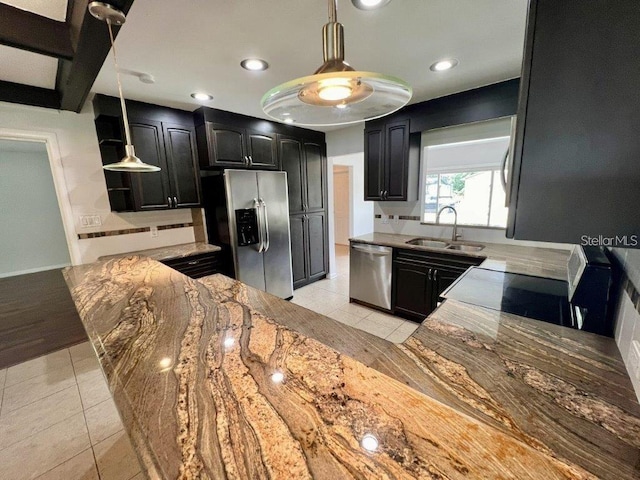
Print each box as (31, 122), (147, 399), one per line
(79, 215), (102, 227)
(393, 214), (399, 225)
(629, 341), (640, 382)
(150, 226), (158, 238)
(381, 214), (389, 224)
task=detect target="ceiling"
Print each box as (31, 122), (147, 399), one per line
(0, 0), (68, 89)
(1, 0), (528, 130)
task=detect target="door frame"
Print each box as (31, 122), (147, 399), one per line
(332, 165), (353, 245)
(0, 128), (81, 265)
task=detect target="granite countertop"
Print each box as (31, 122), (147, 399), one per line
(63, 257), (611, 480)
(98, 242), (221, 262)
(350, 232), (571, 280)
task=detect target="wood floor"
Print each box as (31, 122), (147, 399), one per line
(0, 268), (87, 369)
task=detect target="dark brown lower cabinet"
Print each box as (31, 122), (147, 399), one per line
(393, 249), (482, 320)
(161, 251), (228, 279)
(290, 212), (328, 289)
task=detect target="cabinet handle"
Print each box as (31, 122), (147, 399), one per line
(384, 190), (388, 200)
(174, 196), (178, 208)
(380, 190), (383, 198)
(244, 155), (249, 164)
(167, 196), (173, 208)
(188, 260), (200, 265)
(248, 155), (253, 163)
(428, 268), (432, 280)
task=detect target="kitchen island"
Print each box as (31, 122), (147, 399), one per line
(63, 254), (640, 479)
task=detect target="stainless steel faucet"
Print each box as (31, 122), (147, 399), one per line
(436, 205), (461, 242)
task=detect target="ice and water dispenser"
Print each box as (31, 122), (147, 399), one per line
(235, 209), (260, 247)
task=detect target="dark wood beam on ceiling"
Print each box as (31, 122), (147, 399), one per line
(57, 0), (136, 113)
(0, 3), (74, 60)
(0, 80), (61, 109)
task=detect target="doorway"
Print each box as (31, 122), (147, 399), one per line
(0, 138), (85, 368)
(0, 139), (71, 277)
(333, 165), (351, 246)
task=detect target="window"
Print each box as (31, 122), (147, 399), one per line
(421, 118), (513, 228)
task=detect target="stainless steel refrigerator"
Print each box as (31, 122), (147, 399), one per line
(216, 169), (294, 299)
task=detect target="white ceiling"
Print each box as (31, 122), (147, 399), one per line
(91, 0), (527, 130)
(0, 0), (68, 89)
(2, 0), (67, 21)
(0, 0), (528, 129)
(0, 45), (58, 89)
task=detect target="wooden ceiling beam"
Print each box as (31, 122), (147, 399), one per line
(57, 0), (136, 112)
(0, 80), (61, 109)
(0, 3), (74, 60)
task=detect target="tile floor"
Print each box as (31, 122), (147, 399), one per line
(292, 244), (419, 343)
(0, 344), (142, 480)
(0, 244), (417, 479)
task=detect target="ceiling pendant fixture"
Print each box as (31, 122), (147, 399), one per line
(261, 0), (411, 127)
(88, 2), (160, 173)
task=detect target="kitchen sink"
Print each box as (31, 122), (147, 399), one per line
(405, 238), (450, 248)
(445, 243), (485, 252)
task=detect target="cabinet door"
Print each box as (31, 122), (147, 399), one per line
(246, 131), (278, 169)
(278, 136), (305, 214)
(385, 120), (410, 200)
(364, 127), (385, 200)
(129, 120), (171, 210)
(162, 123), (201, 208)
(289, 214), (308, 288)
(306, 212), (327, 281)
(304, 141), (326, 212)
(431, 268), (460, 309)
(393, 260), (433, 318)
(507, 0), (640, 244)
(206, 124), (247, 167)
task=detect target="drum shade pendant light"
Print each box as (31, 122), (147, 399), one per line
(261, 0), (411, 127)
(88, 2), (160, 172)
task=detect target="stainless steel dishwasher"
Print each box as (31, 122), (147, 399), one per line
(349, 243), (393, 310)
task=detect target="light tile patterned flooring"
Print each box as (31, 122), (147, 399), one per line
(0, 344), (142, 480)
(0, 244), (417, 479)
(292, 244), (419, 343)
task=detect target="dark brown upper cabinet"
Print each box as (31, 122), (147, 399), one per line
(364, 119), (420, 201)
(92, 95), (201, 212)
(507, 0), (640, 246)
(198, 123), (278, 170)
(277, 135), (327, 215)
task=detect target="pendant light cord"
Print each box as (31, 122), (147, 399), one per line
(328, 0), (337, 23)
(107, 20), (133, 146)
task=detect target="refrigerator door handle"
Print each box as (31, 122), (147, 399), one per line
(259, 198), (270, 252)
(253, 198), (265, 252)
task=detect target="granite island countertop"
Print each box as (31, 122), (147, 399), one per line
(63, 256), (616, 480)
(98, 241), (221, 262)
(350, 232), (571, 280)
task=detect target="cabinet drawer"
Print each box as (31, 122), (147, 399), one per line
(161, 252), (226, 278)
(395, 249), (483, 272)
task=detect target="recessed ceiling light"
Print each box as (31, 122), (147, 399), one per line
(283, 118), (294, 124)
(241, 58), (269, 71)
(430, 59), (459, 72)
(191, 92), (213, 101)
(351, 0), (391, 10)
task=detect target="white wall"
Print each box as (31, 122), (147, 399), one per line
(0, 141), (71, 277)
(610, 248), (640, 401)
(0, 101), (194, 264)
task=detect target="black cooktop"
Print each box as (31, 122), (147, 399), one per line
(442, 267), (572, 328)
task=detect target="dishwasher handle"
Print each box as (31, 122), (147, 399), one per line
(351, 244), (392, 256)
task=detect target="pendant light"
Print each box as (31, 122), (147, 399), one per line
(88, 2), (160, 172)
(261, 0), (411, 127)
